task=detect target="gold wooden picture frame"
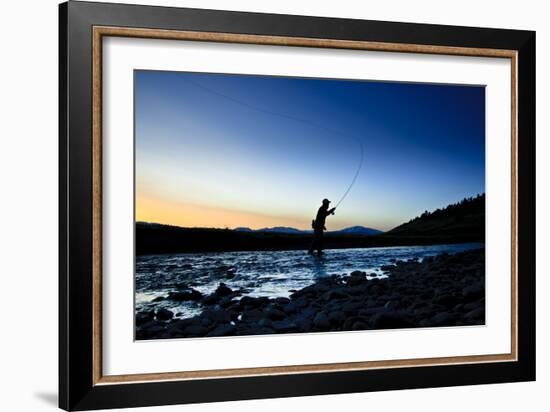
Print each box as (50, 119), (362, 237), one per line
(92, 26), (518, 385)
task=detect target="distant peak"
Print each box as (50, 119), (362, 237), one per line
(330, 226), (383, 235)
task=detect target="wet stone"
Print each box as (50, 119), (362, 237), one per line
(313, 312), (330, 329)
(206, 323), (236, 337)
(155, 308), (173, 321)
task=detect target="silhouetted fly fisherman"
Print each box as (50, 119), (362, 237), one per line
(308, 198), (336, 256)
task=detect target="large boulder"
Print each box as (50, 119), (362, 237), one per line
(155, 308), (173, 321)
(214, 283), (234, 297)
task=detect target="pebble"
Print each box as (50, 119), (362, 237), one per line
(135, 249), (485, 340)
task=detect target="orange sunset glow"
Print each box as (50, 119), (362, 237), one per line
(136, 195), (309, 230)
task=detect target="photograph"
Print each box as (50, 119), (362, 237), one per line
(134, 70), (486, 340)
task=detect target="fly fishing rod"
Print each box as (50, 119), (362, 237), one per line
(334, 138), (363, 209)
(184, 77), (364, 209)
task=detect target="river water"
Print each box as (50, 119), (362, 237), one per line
(135, 242), (483, 319)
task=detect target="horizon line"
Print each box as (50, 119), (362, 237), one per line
(135, 221), (386, 232)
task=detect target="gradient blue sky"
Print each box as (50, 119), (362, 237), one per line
(135, 70), (485, 231)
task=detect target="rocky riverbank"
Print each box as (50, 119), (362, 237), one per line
(136, 248), (485, 340)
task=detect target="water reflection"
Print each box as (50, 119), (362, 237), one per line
(311, 255), (329, 278)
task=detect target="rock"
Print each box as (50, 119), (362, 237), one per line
(265, 307), (286, 320)
(239, 296), (269, 308)
(152, 296), (165, 302)
(156, 308), (173, 321)
(136, 311), (154, 326)
(368, 284), (384, 295)
(275, 297), (291, 305)
(293, 297), (309, 308)
(464, 300), (482, 311)
(203, 308), (231, 323)
(258, 318), (272, 328)
(138, 322), (166, 338)
(200, 317), (215, 327)
(418, 319), (432, 328)
(272, 320), (298, 333)
(371, 310), (414, 329)
(453, 303), (464, 312)
(464, 307), (484, 321)
(218, 296), (236, 308)
(462, 282), (484, 302)
(295, 317), (312, 332)
(241, 309), (264, 321)
(215, 283), (233, 297)
(410, 300), (428, 310)
(168, 288), (203, 301)
(137, 248), (485, 339)
(347, 277), (365, 288)
(169, 318), (193, 332)
(352, 321), (368, 330)
(347, 285), (368, 296)
(183, 325), (208, 336)
(342, 316), (367, 330)
(322, 289), (350, 301)
(200, 294), (219, 306)
(431, 312), (453, 326)
(206, 323), (236, 337)
(328, 311), (346, 325)
(342, 301), (364, 314)
(419, 290), (434, 300)
(240, 326), (275, 335)
(347, 272), (366, 286)
(360, 306), (386, 317)
(312, 283), (331, 294)
(414, 305), (436, 319)
(313, 312), (330, 329)
(433, 294), (458, 306)
(282, 302), (298, 314)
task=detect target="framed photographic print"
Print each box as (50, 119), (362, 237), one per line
(59, 1), (536, 410)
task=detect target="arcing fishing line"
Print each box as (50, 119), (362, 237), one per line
(184, 77), (364, 208)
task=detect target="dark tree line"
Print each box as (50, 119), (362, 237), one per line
(406, 193), (485, 224)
